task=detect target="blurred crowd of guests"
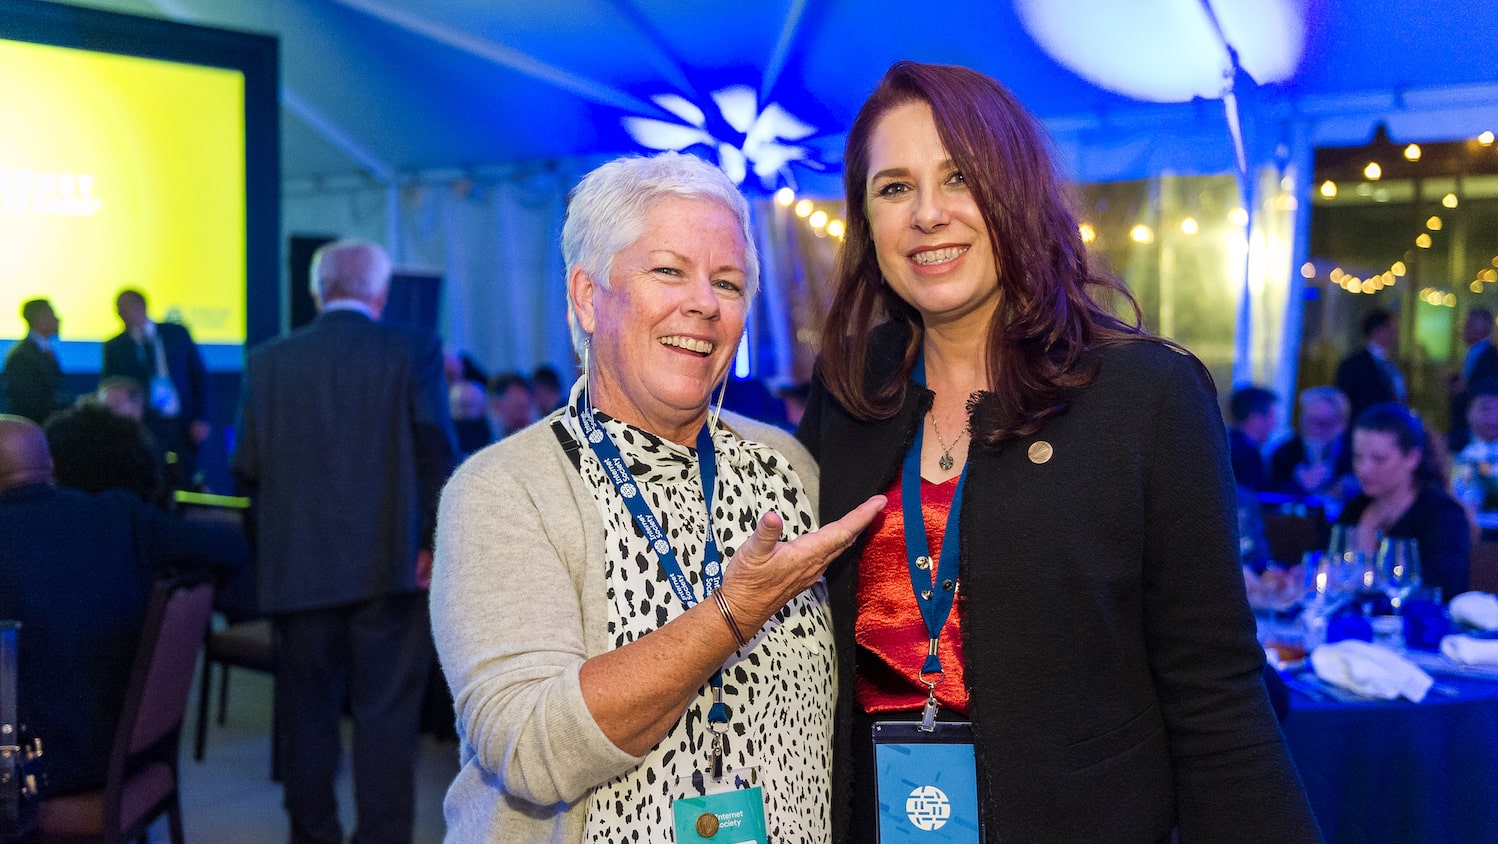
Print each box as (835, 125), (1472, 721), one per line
(1228, 306), (1498, 602)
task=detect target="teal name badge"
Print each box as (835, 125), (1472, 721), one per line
(672, 787), (768, 844)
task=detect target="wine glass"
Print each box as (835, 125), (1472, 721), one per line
(1299, 551), (1356, 651)
(1374, 537), (1422, 613)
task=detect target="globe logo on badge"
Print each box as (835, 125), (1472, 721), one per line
(588, 429), (604, 444)
(653, 539), (671, 555)
(620, 483), (638, 499)
(906, 785), (951, 831)
(705, 561), (720, 577)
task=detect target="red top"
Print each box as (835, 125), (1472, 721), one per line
(854, 469), (969, 716)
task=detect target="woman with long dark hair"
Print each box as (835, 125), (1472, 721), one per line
(1338, 402), (1470, 601)
(797, 61), (1319, 842)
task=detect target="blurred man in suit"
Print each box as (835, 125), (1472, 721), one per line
(1335, 308), (1405, 422)
(232, 240), (456, 844)
(1449, 307), (1498, 451)
(101, 289), (210, 488)
(1229, 386), (1278, 493)
(2, 298), (65, 424)
(0, 414), (246, 796)
(1268, 386), (1351, 497)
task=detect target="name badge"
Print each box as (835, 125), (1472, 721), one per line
(672, 786), (767, 844)
(149, 374), (181, 418)
(872, 721), (981, 843)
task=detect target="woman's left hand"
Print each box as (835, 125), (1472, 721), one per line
(718, 494), (887, 632)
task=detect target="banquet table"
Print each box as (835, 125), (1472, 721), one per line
(1280, 670), (1498, 844)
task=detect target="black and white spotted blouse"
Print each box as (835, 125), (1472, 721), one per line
(561, 400), (835, 843)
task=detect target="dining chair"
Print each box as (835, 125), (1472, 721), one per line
(192, 616), (278, 777)
(32, 577), (214, 844)
(1471, 540), (1498, 594)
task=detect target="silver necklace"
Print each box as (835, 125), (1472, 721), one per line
(928, 411), (968, 471)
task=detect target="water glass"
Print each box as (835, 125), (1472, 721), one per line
(1375, 537), (1422, 613)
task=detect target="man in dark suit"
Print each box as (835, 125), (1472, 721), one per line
(0, 414), (247, 796)
(1335, 308), (1405, 422)
(101, 289), (210, 488)
(232, 240), (456, 844)
(1449, 307), (1498, 451)
(1268, 386), (1352, 496)
(1, 299), (65, 424)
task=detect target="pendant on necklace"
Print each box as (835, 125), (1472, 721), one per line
(939, 453), (954, 471)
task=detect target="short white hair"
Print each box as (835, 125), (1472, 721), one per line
(562, 152), (758, 359)
(310, 239), (392, 304)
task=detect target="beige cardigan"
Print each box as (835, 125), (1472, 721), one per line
(429, 409), (819, 843)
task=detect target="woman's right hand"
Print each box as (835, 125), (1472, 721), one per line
(718, 494), (886, 630)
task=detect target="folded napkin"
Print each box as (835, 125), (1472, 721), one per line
(1450, 592), (1498, 630)
(1440, 634), (1498, 666)
(1310, 640), (1434, 702)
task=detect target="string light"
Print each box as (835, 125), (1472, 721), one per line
(793, 199), (812, 218)
(808, 210), (828, 229)
(1427, 216), (1443, 231)
(1364, 162), (1382, 180)
(1319, 180), (1338, 198)
(1228, 207), (1249, 226)
(1480, 131), (1495, 147)
(1300, 262), (1316, 279)
(1404, 144), (1422, 161)
(1443, 193), (1459, 208)
(1078, 222), (1097, 243)
(826, 219), (845, 239)
(1179, 217), (1199, 235)
(774, 187), (794, 207)
(1416, 233), (1433, 248)
(1129, 224), (1154, 244)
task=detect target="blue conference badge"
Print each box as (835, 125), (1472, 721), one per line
(875, 742), (980, 842)
(672, 787), (768, 844)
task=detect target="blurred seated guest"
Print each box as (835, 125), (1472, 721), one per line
(0, 414), (247, 797)
(96, 375), (147, 422)
(444, 348), (488, 387)
(486, 370), (534, 438)
(1269, 386), (1352, 497)
(1229, 385), (1278, 493)
(44, 398), (163, 505)
(431, 152), (884, 841)
(530, 363), (565, 415)
(448, 378), (493, 458)
(1450, 378), (1498, 515)
(1338, 402), (1470, 601)
(2, 298), (67, 424)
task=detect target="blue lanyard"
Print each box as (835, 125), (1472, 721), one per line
(574, 389), (729, 727)
(903, 357), (970, 678)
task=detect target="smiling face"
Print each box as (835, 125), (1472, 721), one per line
(1352, 428), (1421, 500)
(571, 194), (748, 445)
(865, 100), (1000, 334)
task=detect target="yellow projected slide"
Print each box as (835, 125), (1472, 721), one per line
(0, 38), (245, 343)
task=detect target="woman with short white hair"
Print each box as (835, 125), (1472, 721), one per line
(431, 151), (883, 842)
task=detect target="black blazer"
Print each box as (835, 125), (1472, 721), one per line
(102, 321), (210, 450)
(231, 310), (456, 614)
(1337, 486), (1472, 601)
(1334, 347), (1398, 421)
(797, 325), (1319, 843)
(1, 336), (64, 424)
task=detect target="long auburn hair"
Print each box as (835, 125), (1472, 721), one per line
(818, 61), (1149, 446)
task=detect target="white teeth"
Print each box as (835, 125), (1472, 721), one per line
(660, 335), (714, 355)
(912, 246), (968, 266)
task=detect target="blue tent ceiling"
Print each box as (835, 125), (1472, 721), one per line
(48, 0), (1498, 189)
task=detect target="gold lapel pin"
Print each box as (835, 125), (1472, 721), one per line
(1028, 441), (1053, 464)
